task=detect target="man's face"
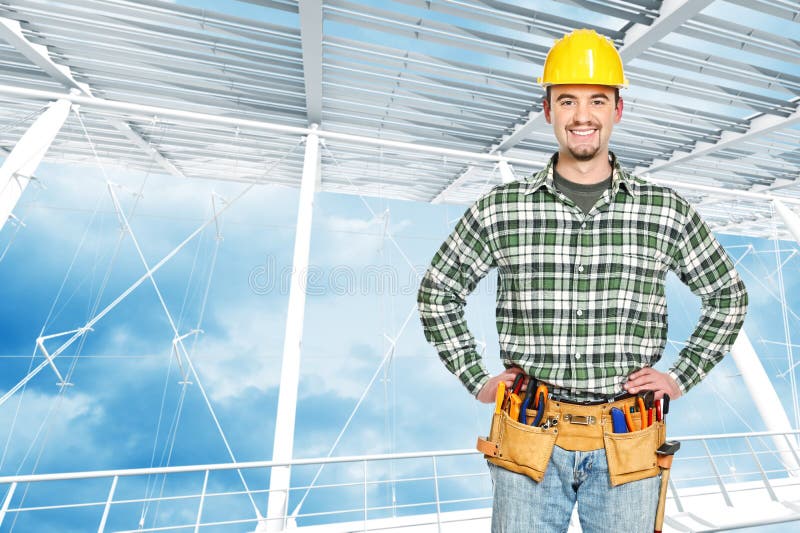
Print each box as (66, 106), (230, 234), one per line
(543, 85), (622, 162)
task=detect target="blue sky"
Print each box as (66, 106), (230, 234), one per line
(1, 1), (800, 531)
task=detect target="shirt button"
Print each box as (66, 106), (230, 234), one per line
(578, 265), (585, 273)
(575, 353), (581, 359)
(576, 309), (583, 316)
(581, 222), (587, 229)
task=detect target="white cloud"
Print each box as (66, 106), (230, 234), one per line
(316, 211), (413, 267)
(191, 299), (389, 405)
(190, 305), (285, 403)
(0, 388), (105, 471)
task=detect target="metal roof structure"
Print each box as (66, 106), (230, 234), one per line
(0, 0), (798, 236)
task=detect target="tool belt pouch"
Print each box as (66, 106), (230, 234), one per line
(603, 419), (666, 486)
(476, 410), (557, 483)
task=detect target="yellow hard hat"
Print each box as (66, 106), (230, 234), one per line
(537, 29), (628, 88)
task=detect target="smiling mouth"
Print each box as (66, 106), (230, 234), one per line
(569, 129), (597, 137)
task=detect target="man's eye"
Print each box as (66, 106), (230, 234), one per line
(560, 100), (574, 106)
(592, 100), (607, 105)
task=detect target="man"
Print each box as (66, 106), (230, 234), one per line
(417, 29), (747, 532)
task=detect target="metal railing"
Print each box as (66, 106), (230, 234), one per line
(0, 448), (492, 532)
(1, 430), (800, 532)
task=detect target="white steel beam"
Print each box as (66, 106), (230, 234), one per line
(617, 0), (714, 61)
(0, 85), (545, 168)
(434, 154), (518, 202)
(107, 120), (185, 179)
(0, 98), (70, 232)
(298, 0), (323, 126)
(730, 331), (800, 475)
(645, 177), (800, 207)
(3, 84), (800, 209)
(0, 481), (15, 528)
(264, 126), (320, 532)
(497, 159), (516, 184)
(430, 168), (473, 204)
(432, 0), (711, 203)
(774, 200), (800, 245)
(0, 18), (90, 92)
(637, 105), (800, 175)
(0, 17), (185, 179)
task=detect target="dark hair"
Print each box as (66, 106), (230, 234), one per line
(545, 86), (620, 107)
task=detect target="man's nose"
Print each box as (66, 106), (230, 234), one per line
(573, 101), (591, 122)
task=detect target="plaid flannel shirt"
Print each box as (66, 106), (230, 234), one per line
(418, 154), (748, 400)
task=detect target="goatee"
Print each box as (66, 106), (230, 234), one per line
(569, 146), (599, 161)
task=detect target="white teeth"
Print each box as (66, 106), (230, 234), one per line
(571, 130), (595, 136)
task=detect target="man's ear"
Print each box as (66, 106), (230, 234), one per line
(543, 97), (552, 124)
(614, 97), (624, 124)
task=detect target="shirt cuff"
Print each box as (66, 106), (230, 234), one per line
(462, 365), (491, 397)
(667, 368), (689, 396)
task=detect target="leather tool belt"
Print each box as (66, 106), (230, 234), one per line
(477, 395), (666, 486)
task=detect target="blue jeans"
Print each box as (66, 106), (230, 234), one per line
(489, 445), (660, 532)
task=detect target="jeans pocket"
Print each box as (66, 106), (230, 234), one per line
(603, 420), (664, 486)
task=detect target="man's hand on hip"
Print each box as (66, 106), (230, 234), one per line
(623, 367), (682, 400)
(476, 367), (527, 404)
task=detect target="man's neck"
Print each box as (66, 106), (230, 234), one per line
(554, 150), (612, 185)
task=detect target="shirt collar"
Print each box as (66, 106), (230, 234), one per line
(523, 152), (639, 198)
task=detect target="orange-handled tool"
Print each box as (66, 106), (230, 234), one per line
(507, 374), (525, 420)
(624, 407), (635, 432)
(509, 394), (522, 421)
(637, 396), (648, 430)
(494, 382), (506, 414)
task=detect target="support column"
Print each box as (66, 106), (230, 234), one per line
(731, 331), (800, 474)
(0, 99), (71, 232)
(263, 126), (320, 531)
(497, 158), (515, 184)
(774, 199), (800, 244)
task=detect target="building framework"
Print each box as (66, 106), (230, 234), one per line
(0, 0), (799, 531)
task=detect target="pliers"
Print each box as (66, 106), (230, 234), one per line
(623, 393), (647, 432)
(520, 382), (548, 426)
(624, 406), (635, 432)
(532, 384), (548, 426)
(507, 374), (526, 421)
(637, 396), (647, 430)
(638, 391), (655, 430)
(519, 384), (535, 424)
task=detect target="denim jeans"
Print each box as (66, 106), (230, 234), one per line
(489, 445), (660, 532)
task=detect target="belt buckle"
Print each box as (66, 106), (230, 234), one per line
(564, 414), (595, 425)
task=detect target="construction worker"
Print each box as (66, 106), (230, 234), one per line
(417, 29), (748, 532)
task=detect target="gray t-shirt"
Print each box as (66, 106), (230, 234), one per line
(553, 169), (612, 214)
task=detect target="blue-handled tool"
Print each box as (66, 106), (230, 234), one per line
(508, 373), (526, 420)
(519, 383), (548, 426)
(610, 407), (628, 433)
(518, 377), (535, 424)
(531, 384), (548, 426)
(520, 391), (534, 424)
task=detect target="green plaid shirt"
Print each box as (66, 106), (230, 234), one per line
(418, 154), (748, 400)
